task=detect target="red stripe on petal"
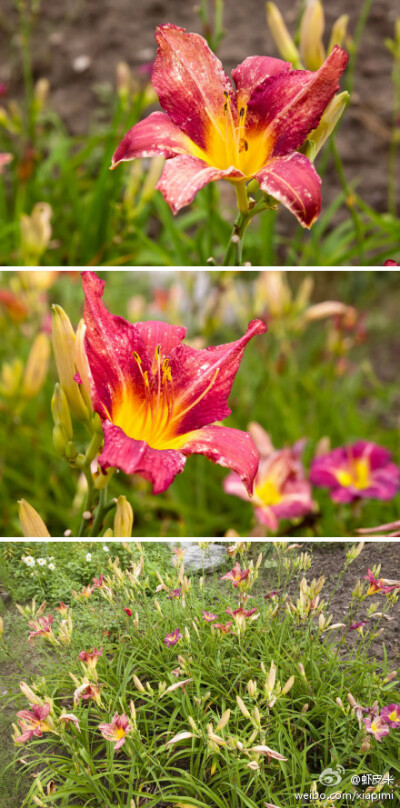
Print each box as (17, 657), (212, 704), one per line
(81, 271), (150, 418)
(99, 421), (186, 494)
(232, 55), (291, 107)
(156, 154), (243, 214)
(255, 152), (321, 228)
(111, 112), (193, 168)
(152, 24), (234, 150)
(180, 425), (260, 495)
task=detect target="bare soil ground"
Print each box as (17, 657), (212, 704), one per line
(0, 0), (399, 217)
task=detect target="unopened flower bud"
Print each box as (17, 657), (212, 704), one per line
(216, 709), (230, 731)
(116, 61), (132, 100)
(22, 333), (50, 398)
(300, 0), (326, 71)
(34, 77), (50, 110)
(328, 14), (349, 53)
(20, 203), (52, 265)
(304, 91), (350, 160)
(133, 674), (146, 693)
(301, 703), (309, 713)
(0, 615), (3, 638)
(18, 499), (50, 538)
(266, 3), (302, 67)
(154, 599), (163, 616)
(114, 495), (133, 538)
(51, 383), (73, 439)
(52, 305), (91, 422)
(281, 675), (295, 695)
(52, 424), (70, 457)
(236, 696), (251, 719)
(247, 679), (258, 698)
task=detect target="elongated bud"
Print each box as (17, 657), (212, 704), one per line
(132, 674), (146, 693)
(22, 333), (50, 398)
(266, 3), (302, 67)
(114, 495), (133, 538)
(236, 695), (251, 719)
(74, 320), (92, 401)
(34, 78), (50, 111)
(18, 499), (50, 537)
(216, 709), (230, 731)
(20, 203), (52, 265)
(0, 616), (3, 638)
(0, 358), (23, 397)
(52, 305), (91, 422)
(116, 61), (132, 101)
(301, 703), (309, 713)
(328, 14), (349, 53)
(303, 91), (350, 160)
(281, 675), (295, 695)
(51, 383), (73, 440)
(154, 599), (163, 616)
(247, 679), (258, 698)
(300, 0), (326, 71)
(52, 423), (70, 457)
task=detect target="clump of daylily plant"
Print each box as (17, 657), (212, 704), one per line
(112, 23), (348, 263)
(7, 542), (400, 806)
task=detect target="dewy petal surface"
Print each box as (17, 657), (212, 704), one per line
(111, 112), (194, 167)
(180, 425), (259, 495)
(100, 421), (186, 495)
(232, 55), (291, 106)
(152, 23), (234, 150)
(247, 46), (348, 155)
(255, 152), (321, 228)
(168, 319), (267, 433)
(156, 154), (243, 214)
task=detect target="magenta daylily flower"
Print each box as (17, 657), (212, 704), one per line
(111, 24), (348, 226)
(78, 271), (266, 494)
(167, 588), (182, 599)
(201, 610), (218, 622)
(15, 703), (52, 743)
(363, 715), (390, 742)
(364, 569), (400, 596)
(78, 646), (103, 670)
(28, 614), (54, 642)
(163, 628), (183, 647)
(99, 712), (132, 750)
(380, 704), (400, 727)
(310, 440), (400, 504)
(224, 425), (313, 532)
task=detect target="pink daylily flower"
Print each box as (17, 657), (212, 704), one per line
(15, 703), (52, 743)
(28, 614), (54, 642)
(380, 704), (400, 727)
(58, 712), (80, 731)
(363, 569), (400, 596)
(163, 628), (183, 647)
(201, 610), (218, 622)
(363, 715), (390, 742)
(78, 271), (266, 494)
(73, 681), (102, 705)
(226, 606), (258, 619)
(112, 24), (348, 227)
(310, 440), (400, 503)
(99, 712), (132, 750)
(55, 602), (69, 616)
(213, 621), (234, 635)
(92, 573), (106, 588)
(78, 646), (103, 669)
(220, 562), (250, 588)
(224, 425), (313, 532)
(167, 588), (182, 599)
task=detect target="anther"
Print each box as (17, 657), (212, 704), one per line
(239, 138), (248, 152)
(155, 345), (161, 360)
(132, 351), (141, 364)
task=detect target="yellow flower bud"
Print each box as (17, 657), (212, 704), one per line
(266, 3), (302, 67)
(34, 78), (50, 111)
(303, 91), (350, 160)
(22, 333), (50, 398)
(0, 358), (23, 397)
(51, 384), (73, 439)
(113, 495), (133, 537)
(328, 14), (349, 54)
(236, 695), (251, 719)
(52, 424), (70, 457)
(300, 0), (326, 71)
(18, 499), (50, 538)
(20, 203), (52, 266)
(52, 305), (91, 423)
(0, 615), (3, 638)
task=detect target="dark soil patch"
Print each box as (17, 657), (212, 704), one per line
(1, 0), (399, 229)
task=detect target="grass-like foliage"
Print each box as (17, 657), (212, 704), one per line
(1, 542), (400, 808)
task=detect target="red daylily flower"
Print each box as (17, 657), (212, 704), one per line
(15, 703), (52, 744)
(79, 271), (266, 494)
(364, 569), (400, 596)
(55, 602), (69, 616)
(28, 614), (54, 642)
(310, 441), (400, 503)
(99, 712), (132, 750)
(201, 610), (218, 622)
(123, 607), (133, 616)
(226, 606), (258, 618)
(78, 646), (103, 670)
(213, 621), (234, 634)
(112, 24), (348, 227)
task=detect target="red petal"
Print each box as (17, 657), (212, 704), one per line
(255, 152), (321, 228)
(180, 425), (260, 494)
(152, 24), (234, 150)
(232, 55), (291, 106)
(134, 320), (186, 367)
(168, 319), (267, 433)
(156, 154), (243, 214)
(247, 46), (348, 155)
(111, 112), (192, 168)
(99, 421), (186, 495)
(81, 271), (150, 418)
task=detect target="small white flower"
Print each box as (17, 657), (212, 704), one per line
(37, 558), (47, 567)
(85, 553), (92, 562)
(23, 556), (35, 567)
(102, 546), (109, 552)
(48, 563), (56, 571)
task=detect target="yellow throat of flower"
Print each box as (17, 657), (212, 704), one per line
(111, 345), (220, 450)
(336, 457), (371, 490)
(189, 97), (271, 177)
(255, 477), (282, 506)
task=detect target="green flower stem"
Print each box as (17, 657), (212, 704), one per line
(77, 466), (96, 538)
(90, 486), (113, 537)
(223, 186), (271, 266)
